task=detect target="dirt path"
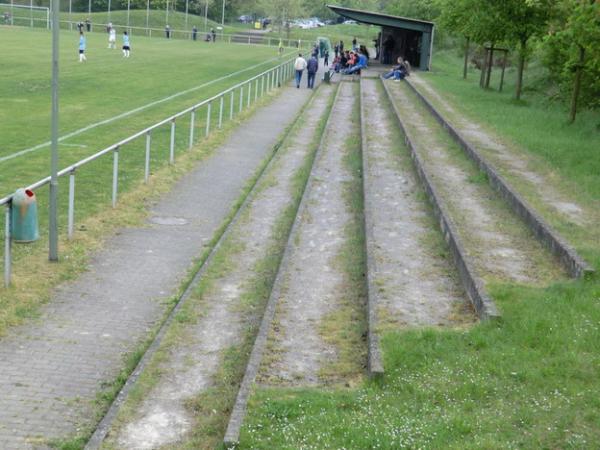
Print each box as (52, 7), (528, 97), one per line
(386, 80), (564, 285)
(361, 78), (471, 328)
(409, 73), (588, 227)
(259, 82), (357, 386)
(102, 86), (335, 449)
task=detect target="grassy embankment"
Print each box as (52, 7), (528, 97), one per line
(0, 26), (293, 334)
(240, 50), (600, 448)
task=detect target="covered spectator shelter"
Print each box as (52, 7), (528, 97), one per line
(327, 5), (435, 71)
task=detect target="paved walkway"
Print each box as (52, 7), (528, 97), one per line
(0, 79), (313, 449)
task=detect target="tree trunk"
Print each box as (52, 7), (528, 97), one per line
(463, 36), (470, 79)
(485, 43), (494, 88)
(479, 48), (488, 88)
(515, 39), (527, 100)
(569, 45), (585, 123)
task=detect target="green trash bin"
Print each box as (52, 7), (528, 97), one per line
(11, 188), (39, 243)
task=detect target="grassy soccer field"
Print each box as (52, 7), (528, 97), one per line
(0, 25), (293, 198)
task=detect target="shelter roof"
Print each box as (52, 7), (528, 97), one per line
(327, 5), (434, 33)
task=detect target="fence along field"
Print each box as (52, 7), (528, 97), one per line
(0, 24), (297, 286)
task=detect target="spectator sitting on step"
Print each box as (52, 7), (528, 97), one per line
(343, 49), (368, 75)
(383, 57), (410, 80)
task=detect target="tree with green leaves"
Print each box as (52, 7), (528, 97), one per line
(544, 0), (600, 122)
(494, 0), (557, 100)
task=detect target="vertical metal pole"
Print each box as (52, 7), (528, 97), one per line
(108, 0), (111, 22)
(261, 74), (265, 96)
(239, 87), (243, 113)
(169, 120), (176, 164)
(247, 82), (251, 107)
(146, 0), (150, 30)
(127, 0), (131, 28)
(69, 0), (72, 31)
(145, 131), (151, 183)
(112, 148), (119, 208)
(221, 0), (225, 26)
(4, 204), (11, 287)
(205, 102), (211, 136)
(189, 109), (195, 149)
(230, 91), (234, 120)
(204, 0), (208, 31)
(49, 0), (59, 262)
(185, 0), (188, 29)
(67, 171), (75, 240)
(88, 0), (91, 16)
(166, 0), (169, 26)
(30, 0), (33, 27)
(255, 79), (259, 101)
(218, 96), (224, 129)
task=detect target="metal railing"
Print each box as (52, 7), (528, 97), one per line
(1, 58), (295, 287)
(4, 14), (308, 49)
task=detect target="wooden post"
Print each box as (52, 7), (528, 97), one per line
(479, 47), (488, 88)
(499, 50), (507, 92)
(463, 36), (470, 79)
(485, 44), (494, 89)
(569, 45), (585, 123)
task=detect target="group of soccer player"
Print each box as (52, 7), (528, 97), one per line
(78, 22), (131, 62)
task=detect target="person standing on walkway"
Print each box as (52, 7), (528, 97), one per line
(78, 32), (87, 62)
(122, 31), (131, 57)
(294, 53), (307, 89)
(324, 50), (329, 67)
(211, 28), (216, 42)
(165, 24), (171, 38)
(108, 26), (116, 48)
(307, 54), (318, 89)
(192, 25), (198, 41)
(85, 17), (91, 32)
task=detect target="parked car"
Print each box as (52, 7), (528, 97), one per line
(343, 19), (357, 24)
(238, 15), (252, 23)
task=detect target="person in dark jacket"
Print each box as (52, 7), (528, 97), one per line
(306, 55), (319, 89)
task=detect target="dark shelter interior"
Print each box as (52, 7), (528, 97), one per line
(327, 5), (435, 71)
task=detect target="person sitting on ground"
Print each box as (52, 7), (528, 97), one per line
(340, 51), (349, 69)
(383, 57), (409, 80)
(343, 49), (368, 75)
(359, 45), (370, 60)
(332, 55), (342, 73)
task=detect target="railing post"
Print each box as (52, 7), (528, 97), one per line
(145, 131), (151, 183)
(230, 91), (234, 120)
(169, 118), (175, 164)
(206, 101), (212, 136)
(261, 74), (265, 97)
(239, 87), (243, 113)
(218, 95), (224, 129)
(248, 35), (251, 45)
(170, 119), (176, 164)
(68, 170), (75, 240)
(4, 203), (11, 288)
(112, 147), (119, 208)
(247, 81), (251, 108)
(255, 78), (259, 101)
(189, 109), (195, 149)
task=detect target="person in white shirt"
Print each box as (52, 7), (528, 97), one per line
(294, 53), (307, 89)
(108, 27), (116, 49)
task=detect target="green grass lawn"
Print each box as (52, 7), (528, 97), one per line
(240, 50), (600, 449)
